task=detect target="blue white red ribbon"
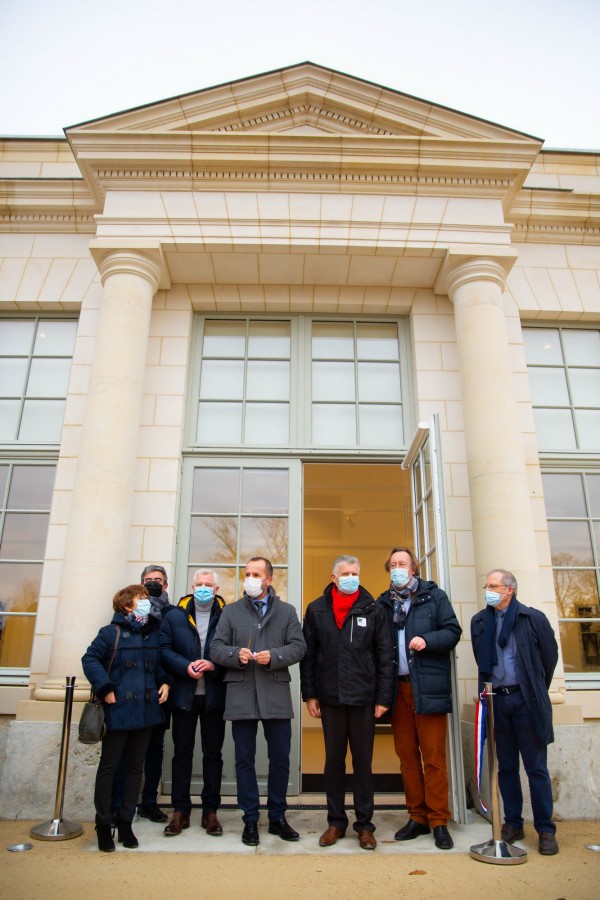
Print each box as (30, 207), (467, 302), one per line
(474, 688), (488, 813)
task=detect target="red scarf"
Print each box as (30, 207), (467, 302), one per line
(332, 584), (359, 629)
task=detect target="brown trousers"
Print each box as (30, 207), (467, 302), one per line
(391, 679), (451, 827)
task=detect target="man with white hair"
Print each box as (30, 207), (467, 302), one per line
(160, 569), (227, 837)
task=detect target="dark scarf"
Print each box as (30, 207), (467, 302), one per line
(478, 596), (518, 677)
(390, 575), (419, 628)
(149, 591), (170, 622)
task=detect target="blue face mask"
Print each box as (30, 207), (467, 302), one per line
(390, 568), (410, 588)
(337, 574), (359, 594)
(135, 598), (151, 617)
(485, 590), (503, 608)
(194, 586), (215, 606)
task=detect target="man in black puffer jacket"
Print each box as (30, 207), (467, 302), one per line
(378, 547), (461, 851)
(160, 568), (226, 838)
(301, 554), (393, 851)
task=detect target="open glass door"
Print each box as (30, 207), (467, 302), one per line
(401, 416), (468, 825)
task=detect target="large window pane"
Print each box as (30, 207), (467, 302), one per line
(548, 521), (593, 566)
(559, 621), (600, 673)
(200, 360), (244, 399)
(523, 328), (562, 364)
(0, 321), (35, 355)
(569, 369), (600, 406)
(312, 322), (354, 359)
(562, 329), (600, 366)
(8, 465), (55, 509)
(575, 410), (600, 451)
(588, 475), (600, 517)
(189, 516), (238, 563)
(203, 320), (245, 357)
(553, 568), (598, 618)
(356, 322), (399, 360)
(242, 469), (289, 514)
(19, 400), (65, 442)
(248, 321), (290, 357)
(533, 409), (576, 450)
(240, 517), (288, 564)
(359, 405), (403, 446)
(542, 473), (586, 517)
(246, 361), (289, 400)
(0, 466), (7, 502)
(26, 358), (72, 398)
(0, 512), (50, 559)
(244, 403), (289, 444)
(313, 404), (356, 445)
(0, 562), (42, 612)
(528, 367), (569, 406)
(33, 320), (77, 356)
(197, 402), (242, 443)
(192, 468), (240, 513)
(0, 615), (36, 668)
(0, 401), (20, 441)
(358, 362), (401, 402)
(0, 359), (28, 396)
(312, 362), (355, 401)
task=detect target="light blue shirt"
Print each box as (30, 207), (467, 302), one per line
(397, 598), (411, 675)
(492, 609), (518, 687)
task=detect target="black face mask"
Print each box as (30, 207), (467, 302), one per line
(144, 580), (163, 598)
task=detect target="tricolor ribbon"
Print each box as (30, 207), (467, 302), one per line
(474, 688), (488, 814)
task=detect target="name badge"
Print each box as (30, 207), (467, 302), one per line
(357, 617), (367, 627)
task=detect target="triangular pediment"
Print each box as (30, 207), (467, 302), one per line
(67, 62), (539, 143)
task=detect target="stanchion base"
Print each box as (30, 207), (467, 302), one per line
(470, 838), (528, 865)
(30, 819), (83, 841)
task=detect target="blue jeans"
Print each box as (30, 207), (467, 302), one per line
(232, 719), (291, 823)
(493, 690), (555, 834)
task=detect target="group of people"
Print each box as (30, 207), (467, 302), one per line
(82, 551), (559, 857)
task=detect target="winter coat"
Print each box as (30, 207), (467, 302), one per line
(210, 587), (306, 720)
(471, 599), (558, 745)
(82, 612), (171, 732)
(159, 593), (226, 713)
(378, 579), (462, 716)
(301, 583), (394, 709)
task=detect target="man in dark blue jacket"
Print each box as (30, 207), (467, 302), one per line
(160, 569), (226, 837)
(471, 568), (559, 856)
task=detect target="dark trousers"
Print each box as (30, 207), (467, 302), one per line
(95, 727), (152, 824)
(171, 696), (226, 816)
(112, 722), (167, 809)
(232, 718), (291, 823)
(493, 690), (555, 835)
(320, 703), (376, 833)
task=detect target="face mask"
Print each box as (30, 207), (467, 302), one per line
(244, 577), (264, 598)
(390, 568), (410, 588)
(485, 590), (503, 608)
(135, 598), (151, 617)
(194, 586), (215, 606)
(144, 580), (163, 598)
(337, 574), (359, 594)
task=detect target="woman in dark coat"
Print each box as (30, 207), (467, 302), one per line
(82, 584), (171, 852)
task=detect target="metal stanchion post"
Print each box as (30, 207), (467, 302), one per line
(30, 676), (83, 841)
(470, 682), (527, 865)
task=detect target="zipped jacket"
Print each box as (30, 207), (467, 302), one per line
(301, 583), (394, 708)
(159, 594), (226, 713)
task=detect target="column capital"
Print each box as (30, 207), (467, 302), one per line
(89, 240), (171, 291)
(434, 247), (518, 299)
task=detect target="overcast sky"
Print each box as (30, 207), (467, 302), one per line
(1, 0), (598, 150)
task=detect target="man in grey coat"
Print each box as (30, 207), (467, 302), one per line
(211, 556), (306, 846)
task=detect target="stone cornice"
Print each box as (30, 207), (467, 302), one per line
(0, 177), (96, 232)
(508, 188), (600, 243)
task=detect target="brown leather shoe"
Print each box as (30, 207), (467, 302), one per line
(319, 825), (346, 847)
(201, 811), (223, 836)
(358, 829), (377, 850)
(538, 831), (559, 855)
(164, 811), (190, 836)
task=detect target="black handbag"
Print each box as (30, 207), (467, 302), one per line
(78, 625), (121, 744)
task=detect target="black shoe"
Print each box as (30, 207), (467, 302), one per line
(138, 802), (168, 823)
(538, 831), (559, 855)
(95, 817), (115, 853)
(501, 823), (525, 843)
(394, 819), (431, 841)
(433, 825), (453, 850)
(116, 819), (139, 849)
(242, 821), (260, 845)
(268, 816), (299, 841)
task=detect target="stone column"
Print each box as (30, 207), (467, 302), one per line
(437, 253), (542, 604)
(35, 249), (164, 700)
